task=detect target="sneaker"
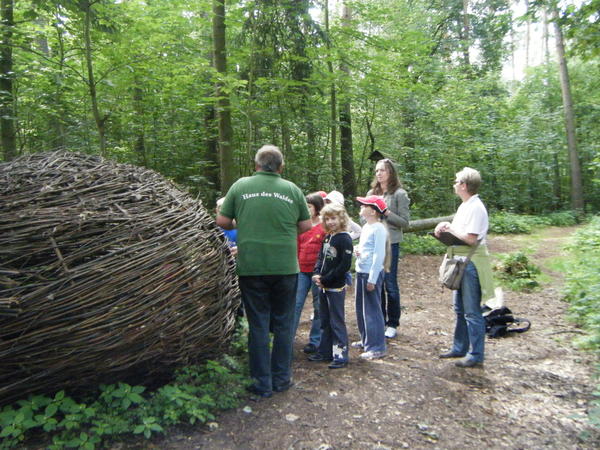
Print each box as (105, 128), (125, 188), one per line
(359, 350), (386, 360)
(328, 360), (348, 369)
(350, 341), (364, 349)
(384, 327), (397, 339)
(303, 343), (318, 354)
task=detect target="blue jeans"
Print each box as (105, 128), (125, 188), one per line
(451, 262), (485, 363)
(381, 243), (401, 328)
(239, 274), (297, 393)
(292, 272), (321, 346)
(355, 272), (386, 353)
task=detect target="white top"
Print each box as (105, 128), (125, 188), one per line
(355, 221), (387, 284)
(451, 194), (488, 244)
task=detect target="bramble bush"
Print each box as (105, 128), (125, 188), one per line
(0, 319), (251, 449)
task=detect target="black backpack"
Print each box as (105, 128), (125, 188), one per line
(483, 306), (531, 338)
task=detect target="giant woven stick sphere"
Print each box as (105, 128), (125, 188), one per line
(0, 152), (240, 404)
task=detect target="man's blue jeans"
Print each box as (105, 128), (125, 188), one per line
(381, 243), (401, 328)
(451, 262), (485, 363)
(292, 272), (321, 346)
(239, 274), (297, 393)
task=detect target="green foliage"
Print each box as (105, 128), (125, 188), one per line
(0, 356), (249, 449)
(489, 211), (579, 234)
(562, 216), (600, 351)
(402, 233), (446, 255)
(493, 251), (541, 291)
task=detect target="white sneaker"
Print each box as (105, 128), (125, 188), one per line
(350, 341), (364, 349)
(359, 350), (386, 360)
(384, 327), (397, 339)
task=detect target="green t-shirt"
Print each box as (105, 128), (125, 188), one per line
(220, 171), (310, 276)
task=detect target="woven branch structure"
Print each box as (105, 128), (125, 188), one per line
(0, 152), (240, 405)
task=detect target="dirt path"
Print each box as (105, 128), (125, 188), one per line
(162, 227), (599, 449)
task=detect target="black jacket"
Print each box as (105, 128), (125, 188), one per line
(314, 232), (353, 289)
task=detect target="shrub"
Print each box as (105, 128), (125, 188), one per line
(402, 233), (447, 255)
(563, 216), (600, 351)
(493, 251), (541, 291)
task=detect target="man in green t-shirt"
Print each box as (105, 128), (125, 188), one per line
(217, 145), (311, 398)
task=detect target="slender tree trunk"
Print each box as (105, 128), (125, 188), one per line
(132, 81), (147, 167)
(0, 0), (16, 161)
(83, 1), (107, 156)
(461, 0), (470, 66)
(552, 8), (584, 212)
(524, 0), (530, 68)
(212, 0), (235, 192)
(339, 2), (356, 200)
(325, 0), (338, 186)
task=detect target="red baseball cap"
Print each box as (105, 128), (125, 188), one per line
(316, 191), (328, 198)
(356, 195), (387, 214)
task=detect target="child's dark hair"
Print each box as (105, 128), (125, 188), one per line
(306, 192), (325, 215)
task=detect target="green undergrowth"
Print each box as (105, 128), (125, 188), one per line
(560, 216), (600, 430)
(403, 211), (581, 256)
(488, 211), (579, 234)
(562, 216), (600, 352)
(0, 319), (251, 449)
(492, 250), (541, 292)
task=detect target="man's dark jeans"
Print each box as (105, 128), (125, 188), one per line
(239, 274), (298, 393)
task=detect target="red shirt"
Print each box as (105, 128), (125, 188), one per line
(297, 223), (326, 273)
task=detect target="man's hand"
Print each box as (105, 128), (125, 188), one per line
(366, 282), (375, 291)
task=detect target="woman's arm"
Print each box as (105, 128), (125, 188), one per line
(384, 189), (410, 230)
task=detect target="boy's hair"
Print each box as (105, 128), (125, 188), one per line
(306, 192), (325, 215)
(455, 167), (482, 194)
(320, 203), (350, 234)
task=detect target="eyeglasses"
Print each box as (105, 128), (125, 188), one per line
(454, 180), (463, 185)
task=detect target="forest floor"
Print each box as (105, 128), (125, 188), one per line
(156, 226), (599, 449)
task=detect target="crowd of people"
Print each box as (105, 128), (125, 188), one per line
(216, 145), (492, 398)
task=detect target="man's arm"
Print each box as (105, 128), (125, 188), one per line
(297, 219), (311, 234)
(216, 214), (234, 230)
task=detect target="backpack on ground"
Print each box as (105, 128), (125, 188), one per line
(482, 306), (531, 338)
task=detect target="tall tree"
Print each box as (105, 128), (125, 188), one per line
(0, 0), (16, 160)
(82, 0), (107, 155)
(212, 0), (234, 192)
(552, 7), (584, 211)
(339, 1), (356, 199)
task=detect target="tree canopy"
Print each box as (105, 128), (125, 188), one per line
(1, 0), (598, 216)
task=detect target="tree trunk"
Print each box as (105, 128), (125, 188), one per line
(461, 0), (470, 66)
(405, 215), (455, 233)
(132, 81), (147, 167)
(0, 0), (16, 161)
(325, 0), (338, 186)
(339, 2), (356, 200)
(83, 1), (107, 156)
(552, 8), (584, 212)
(212, 0), (235, 192)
